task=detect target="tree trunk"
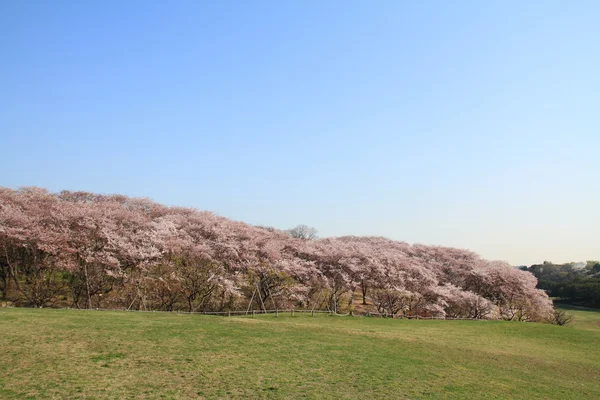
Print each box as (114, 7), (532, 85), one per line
(187, 296), (194, 312)
(83, 262), (92, 309)
(333, 281), (337, 314)
(361, 280), (368, 305)
(0, 269), (8, 301)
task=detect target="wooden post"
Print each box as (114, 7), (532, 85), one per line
(311, 310), (314, 317)
(246, 285), (257, 315)
(252, 310), (255, 318)
(276, 309), (279, 317)
(333, 281), (337, 314)
(256, 283), (267, 313)
(228, 311), (231, 317)
(291, 309), (294, 317)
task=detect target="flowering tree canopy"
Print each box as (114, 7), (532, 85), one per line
(0, 187), (553, 321)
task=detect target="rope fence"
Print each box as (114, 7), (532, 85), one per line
(6, 306), (488, 321)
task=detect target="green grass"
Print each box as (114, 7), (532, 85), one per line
(1, 307), (599, 399)
(555, 304), (600, 332)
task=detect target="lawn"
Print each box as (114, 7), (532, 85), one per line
(1, 307), (599, 399)
(555, 304), (600, 332)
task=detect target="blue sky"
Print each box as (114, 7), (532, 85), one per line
(1, 1), (599, 265)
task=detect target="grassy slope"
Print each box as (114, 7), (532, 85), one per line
(0, 307), (599, 400)
(555, 304), (600, 332)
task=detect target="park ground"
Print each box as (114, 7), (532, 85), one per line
(1, 305), (599, 399)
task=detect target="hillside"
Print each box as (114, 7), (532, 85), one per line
(1, 187), (551, 321)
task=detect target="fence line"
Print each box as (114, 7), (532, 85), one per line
(4, 305), (487, 321)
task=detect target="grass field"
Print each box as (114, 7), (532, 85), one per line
(1, 307), (599, 399)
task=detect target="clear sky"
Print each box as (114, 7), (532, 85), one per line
(1, 1), (599, 266)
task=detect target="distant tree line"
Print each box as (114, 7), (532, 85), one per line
(0, 187), (554, 322)
(521, 261), (600, 308)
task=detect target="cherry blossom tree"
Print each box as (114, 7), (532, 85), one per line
(0, 186), (554, 321)
(0, 188), (69, 307)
